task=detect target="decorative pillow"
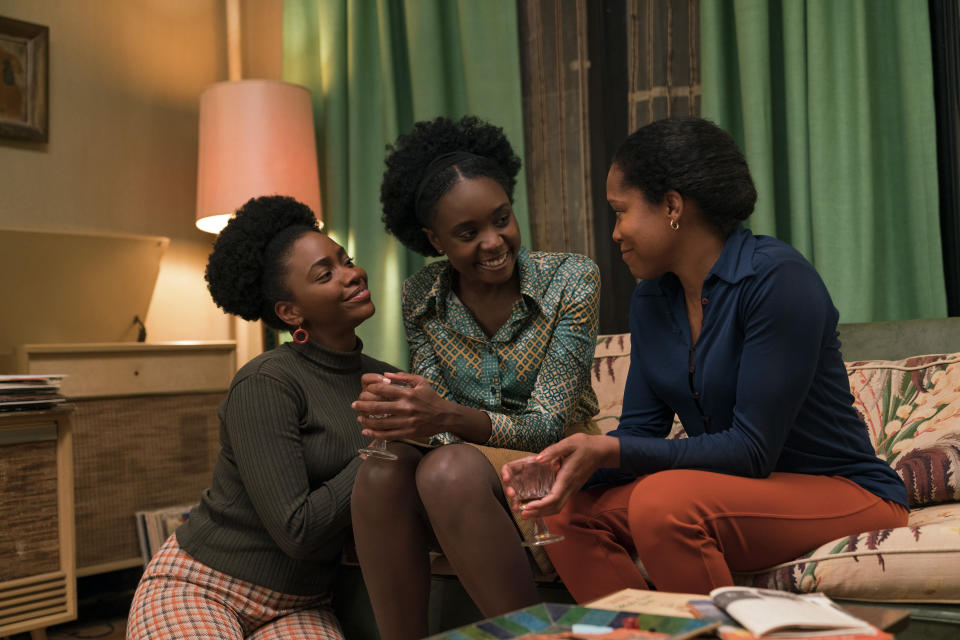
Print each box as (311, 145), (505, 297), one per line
(846, 354), (960, 507)
(733, 503), (960, 603)
(591, 334), (686, 440)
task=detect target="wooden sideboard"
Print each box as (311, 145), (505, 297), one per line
(0, 406), (76, 637)
(17, 342), (235, 576)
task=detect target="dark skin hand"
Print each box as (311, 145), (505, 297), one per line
(352, 371), (493, 444)
(501, 432), (621, 519)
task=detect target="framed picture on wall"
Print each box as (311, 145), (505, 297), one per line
(0, 16), (48, 142)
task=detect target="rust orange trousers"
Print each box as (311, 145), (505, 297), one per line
(543, 470), (908, 602)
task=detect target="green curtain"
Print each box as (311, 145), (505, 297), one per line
(701, 0), (947, 323)
(282, 0), (530, 367)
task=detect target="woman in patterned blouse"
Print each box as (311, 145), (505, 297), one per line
(350, 116), (600, 640)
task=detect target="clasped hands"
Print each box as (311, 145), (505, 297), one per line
(351, 372), (446, 442)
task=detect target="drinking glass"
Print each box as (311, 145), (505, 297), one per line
(358, 429), (398, 461)
(509, 458), (564, 546)
(357, 379), (407, 461)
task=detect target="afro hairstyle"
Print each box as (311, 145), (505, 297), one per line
(204, 195), (320, 331)
(380, 115), (522, 256)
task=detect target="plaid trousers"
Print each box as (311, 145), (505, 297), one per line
(126, 535), (343, 640)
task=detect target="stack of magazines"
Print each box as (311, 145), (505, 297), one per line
(0, 374), (67, 412)
(135, 504), (196, 565)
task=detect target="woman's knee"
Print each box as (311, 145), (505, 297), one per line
(627, 471), (706, 542)
(352, 444), (423, 510)
(415, 444), (500, 510)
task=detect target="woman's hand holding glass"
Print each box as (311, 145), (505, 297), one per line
(353, 372), (446, 455)
(354, 373), (406, 459)
(501, 457), (565, 545)
(503, 433), (621, 518)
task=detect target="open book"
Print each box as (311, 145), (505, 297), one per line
(689, 587), (890, 639)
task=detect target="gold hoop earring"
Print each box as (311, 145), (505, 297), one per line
(669, 219), (679, 231)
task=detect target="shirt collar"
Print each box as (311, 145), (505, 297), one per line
(636, 224), (757, 297)
(515, 247), (541, 311)
(707, 224), (757, 285)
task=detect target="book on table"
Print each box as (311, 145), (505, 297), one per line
(687, 587), (892, 639)
(586, 589), (709, 620)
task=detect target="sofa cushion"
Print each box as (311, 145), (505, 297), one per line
(846, 353), (960, 508)
(732, 503), (960, 603)
(592, 335), (685, 439)
(592, 335), (632, 435)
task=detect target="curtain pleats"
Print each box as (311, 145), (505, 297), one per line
(930, 0), (960, 316)
(702, 0), (947, 323)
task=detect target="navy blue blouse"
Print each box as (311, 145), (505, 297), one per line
(592, 226), (907, 507)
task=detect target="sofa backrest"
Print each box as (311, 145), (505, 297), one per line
(846, 353), (960, 507)
(590, 334), (960, 508)
(837, 316), (960, 362)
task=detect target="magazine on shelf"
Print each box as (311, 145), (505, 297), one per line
(0, 374), (66, 380)
(688, 587), (891, 639)
(135, 503), (196, 565)
(0, 374), (68, 411)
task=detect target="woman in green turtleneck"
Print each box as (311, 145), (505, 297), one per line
(126, 196), (396, 640)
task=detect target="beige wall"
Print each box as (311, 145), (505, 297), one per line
(0, 0), (282, 364)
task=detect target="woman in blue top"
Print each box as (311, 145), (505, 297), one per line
(504, 117), (908, 602)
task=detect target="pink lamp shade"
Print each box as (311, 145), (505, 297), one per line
(195, 80), (323, 233)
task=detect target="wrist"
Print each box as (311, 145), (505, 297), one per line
(436, 398), (462, 432)
(442, 401), (492, 442)
(598, 434), (621, 468)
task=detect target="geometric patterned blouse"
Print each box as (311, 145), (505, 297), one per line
(401, 247), (600, 452)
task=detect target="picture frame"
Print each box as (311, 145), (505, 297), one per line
(0, 16), (48, 142)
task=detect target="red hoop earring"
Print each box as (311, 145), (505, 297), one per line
(292, 326), (309, 344)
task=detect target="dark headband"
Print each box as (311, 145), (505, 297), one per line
(414, 151), (482, 225)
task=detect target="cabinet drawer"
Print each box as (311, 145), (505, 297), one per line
(18, 342), (235, 398)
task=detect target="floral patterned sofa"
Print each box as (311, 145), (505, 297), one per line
(591, 333), (960, 606)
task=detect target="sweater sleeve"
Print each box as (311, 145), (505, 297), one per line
(615, 259), (829, 478)
(224, 373), (361, 559)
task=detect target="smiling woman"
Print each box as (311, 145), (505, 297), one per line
(125, 196), (398, 640)
(513, 117), (909, 606)
(349, 116), (601, 640)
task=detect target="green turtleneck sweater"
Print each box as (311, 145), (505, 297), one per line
(176, 339), (397, 595)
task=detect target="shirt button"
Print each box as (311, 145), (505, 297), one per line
(701, 297), (709, 305)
